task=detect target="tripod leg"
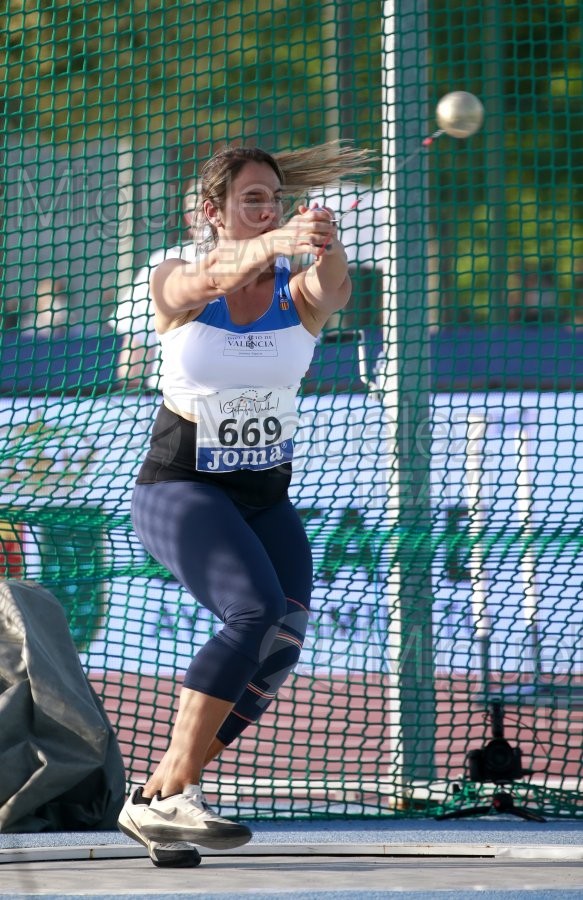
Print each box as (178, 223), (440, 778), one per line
(435, 805), (492, 820)
(506, 805), (546, 823)
(491, 793), (546, 822)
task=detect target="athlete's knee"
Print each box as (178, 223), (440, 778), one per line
(214, 599), (311, 747)
(260, 596), (309, 662)
(221, 592), (287, 666)
(253, 597), (310, 689)
(257, 595), (309, 662)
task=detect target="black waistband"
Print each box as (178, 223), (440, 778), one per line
(136, 403), (292, 509)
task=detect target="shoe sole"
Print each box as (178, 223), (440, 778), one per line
(118, 818), (202, 868)
(139, 821), (253, 850)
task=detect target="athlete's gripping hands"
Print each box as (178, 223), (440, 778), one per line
(118, 142), (374, 865)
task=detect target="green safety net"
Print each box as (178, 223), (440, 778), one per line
(0, 1), (582, 821)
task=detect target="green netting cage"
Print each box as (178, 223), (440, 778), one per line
(0, 0), (582, 821)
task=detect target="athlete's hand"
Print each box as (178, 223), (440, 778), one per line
(273, 204), (337, 257)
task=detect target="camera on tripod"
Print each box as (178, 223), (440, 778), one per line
(436, 698), (544, 821)
(466, 700), (533, 784)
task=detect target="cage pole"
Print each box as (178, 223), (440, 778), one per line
(514, 425), (543, 680)
(381, 1), (437, 789)
(116, 138), (134, 299)
(465, 415), (492, 699)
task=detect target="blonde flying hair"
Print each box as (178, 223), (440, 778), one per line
(194, 139), (376, 253)
(274, 140), (376, 195)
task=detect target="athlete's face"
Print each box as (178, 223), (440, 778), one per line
(222, 161), (284, 239)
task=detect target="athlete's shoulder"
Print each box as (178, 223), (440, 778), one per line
(149, 243), (197, 266)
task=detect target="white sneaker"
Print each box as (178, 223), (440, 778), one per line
(120, 784), (252, 849)
(118, 788), (202, 867)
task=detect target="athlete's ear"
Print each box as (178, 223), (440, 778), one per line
(203, 199), (223, 228)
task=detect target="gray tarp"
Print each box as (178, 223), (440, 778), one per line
(0, 579), (126, 832)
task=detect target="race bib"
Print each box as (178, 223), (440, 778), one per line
(194, 387), (298, 472)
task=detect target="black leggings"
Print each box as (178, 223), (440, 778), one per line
(131, 481), (313, 746)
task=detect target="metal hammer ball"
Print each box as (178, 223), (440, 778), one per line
(436, 91), (485, 139)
